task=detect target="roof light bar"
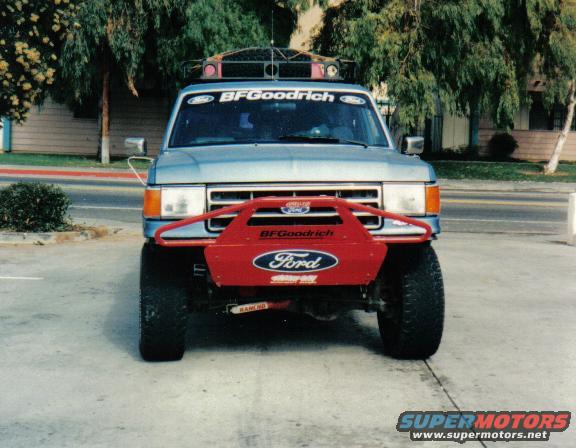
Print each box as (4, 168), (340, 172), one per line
(183, 48), (356, 83)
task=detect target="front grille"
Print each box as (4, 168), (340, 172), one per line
(207, 184), (383, 232)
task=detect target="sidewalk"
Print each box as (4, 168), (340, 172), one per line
(1, 163), (575, 193)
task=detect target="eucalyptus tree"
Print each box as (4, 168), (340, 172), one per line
(56, 0), (312, 164)
(314, 0), (528, 146)
(536, 1), (576, 174)
(55, 0), (166, 163)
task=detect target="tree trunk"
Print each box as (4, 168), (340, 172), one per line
(100, 56), (111, 165)
(389, 105), (405, 149)
(544, 80), (576, 175)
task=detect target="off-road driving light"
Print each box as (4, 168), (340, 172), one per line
(382, 184), (426, 216)
(325, 64), (339, 78)
(426, 184), (441, 215)
(203, 63), (218, 78)
(311, 62), (325, 79)
(143, 188), (161, 218)
(160, 187), (206, 218)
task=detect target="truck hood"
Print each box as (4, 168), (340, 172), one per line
(150, 144), (435, 184)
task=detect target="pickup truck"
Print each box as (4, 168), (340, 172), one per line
(128, 48), (444, 362)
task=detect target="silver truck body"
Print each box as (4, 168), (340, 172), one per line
(143, 81), (440, 239)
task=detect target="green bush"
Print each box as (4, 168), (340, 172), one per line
(488, 133), (518, 161)
(0, 182), (71, 232)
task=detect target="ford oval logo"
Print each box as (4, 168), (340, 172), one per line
(280, 201), (311, 215)
(187, 95), (214, 105)
(339, 95), (366, 105)
(253, 250), (339, 273)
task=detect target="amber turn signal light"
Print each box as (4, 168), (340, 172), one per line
(143, 188), (161, 218)
(426, 185), (441, 215)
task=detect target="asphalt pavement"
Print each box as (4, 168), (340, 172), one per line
(0, 174), (570, 235)
(1, 172), (575, 447)
(0, 232), (574, 447)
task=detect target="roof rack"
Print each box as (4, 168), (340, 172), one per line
(181, 47), (357, 84)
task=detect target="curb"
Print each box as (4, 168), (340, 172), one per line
(0, 165), (147, 180)
(439, 179), (576, 194)
(0, 226), (109, 245)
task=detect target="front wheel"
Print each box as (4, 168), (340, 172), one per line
(377, 244), (444, 359)
(139, 243), (188, 361)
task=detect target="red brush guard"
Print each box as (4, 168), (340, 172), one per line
(154, 197), (431, 287)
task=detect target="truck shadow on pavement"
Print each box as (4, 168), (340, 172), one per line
(104, 270), (385, 361)
(185, 311), (384, 355)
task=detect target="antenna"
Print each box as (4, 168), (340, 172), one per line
(270, 4), (275, 79)
(271, 4), (275, 47)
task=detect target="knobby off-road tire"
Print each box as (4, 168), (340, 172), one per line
(377, 244), (444, 359)
(139, 243), (188, 361)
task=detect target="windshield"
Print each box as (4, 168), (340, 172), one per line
(169, 89), (390, 148)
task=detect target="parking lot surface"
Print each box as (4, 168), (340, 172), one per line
(1, 232), (575, 447)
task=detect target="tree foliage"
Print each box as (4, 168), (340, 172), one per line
(315, 0), (534, 130)
(537, 1), (576, 111)
(54, 0), (312, 106)
(0, 0), (76, 121)
(3, 0), (319, 118)
(53, 0), (160, 105)
(536, 1), (576, 173)
(155, 0), (274, 89)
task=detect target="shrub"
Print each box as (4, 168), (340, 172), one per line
(0, 182), (71, 232)
(488, 133), (518, 161)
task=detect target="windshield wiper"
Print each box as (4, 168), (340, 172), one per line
(278, 134), (368, 148)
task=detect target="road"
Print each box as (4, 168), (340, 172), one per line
(1, 231), (574, 448)
(0, 175), (570, 234)
(1, 175), (575, 447)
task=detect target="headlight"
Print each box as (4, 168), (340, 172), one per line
(143, 186), (206, 218)
(383, 184), (426, 216)
(161, 187), (206, 218)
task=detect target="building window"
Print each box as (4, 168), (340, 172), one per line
(529, 92), (576, 131)
(552, 104), (576, 131)
(529, 99), (552, 130)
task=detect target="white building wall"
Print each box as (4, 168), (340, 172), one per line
(442, 115), (470, 149)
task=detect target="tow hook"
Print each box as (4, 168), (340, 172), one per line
(228, 300), (292, 315)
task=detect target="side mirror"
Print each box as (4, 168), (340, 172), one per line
(404, 136), (424, 155)
(124, 137), (147, 156)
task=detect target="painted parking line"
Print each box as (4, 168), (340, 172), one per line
(443, 218), (562, 225)
(443, 199), (566, 207)
(0, 276), (44, 281)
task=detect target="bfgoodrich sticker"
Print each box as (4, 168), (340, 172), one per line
(220, 90), (335, 103)
(259, 229), (334, 239)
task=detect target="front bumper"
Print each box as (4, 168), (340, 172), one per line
(149, 197), (436, 287)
